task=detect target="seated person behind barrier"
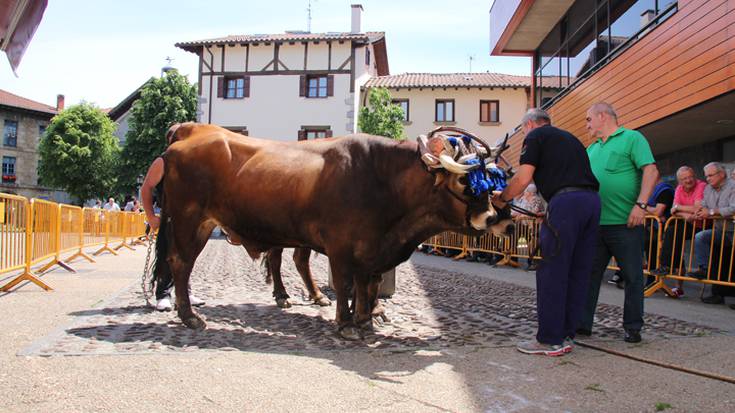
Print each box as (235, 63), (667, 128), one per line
(651, 166), (706, 296)
(685, 162), (735, 305)
(511, 184), (545, 270)
(641, 178), (674, 283)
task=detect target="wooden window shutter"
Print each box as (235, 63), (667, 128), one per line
(217, 77), (224, 98)
(326, 129), (333, 138)
(299, 75), (307, 97)
(298, 130), (306, 141)
(327, 75), (334, 96)
(244, 76), (251, 97)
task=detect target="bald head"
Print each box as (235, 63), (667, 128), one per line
(586, 102), (620, 139)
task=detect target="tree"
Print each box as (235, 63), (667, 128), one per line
(116, 69), (197, 194)
(38, 103), (120, 203)
(358, 88), (405, 140)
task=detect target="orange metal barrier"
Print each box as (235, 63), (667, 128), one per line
(646, 217), (735, 296)
(1, 192), (148, 292)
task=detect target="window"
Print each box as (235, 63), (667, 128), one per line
(226, 77), (245, 99)
(534, 0), (677, 107)
(298, 127), (332, 140)
(3, 120), (18, 147)
(435, 99), (455, 122)
(2, 156), (16, 183)
(365, 48), (371, 66)
(391, 99), (409, 121)
(39, 124), (46, 138)
(307, 75), (328, 98)
(300, 75), (333, 98)
(480, 100), (499, 123)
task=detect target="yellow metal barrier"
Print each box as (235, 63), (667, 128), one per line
(82, 207), (106, 249)
(0, 196), (52, 291)
(1, 191), (149, 292)
(93, 210), (118, 256)
(61, 205), (94, 264)
(0, 194), (32, 277)
(647, 217), (735, 296)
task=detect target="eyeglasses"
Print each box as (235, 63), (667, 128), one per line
(705, 172), (723, 178)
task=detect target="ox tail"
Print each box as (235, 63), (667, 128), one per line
(262, 251), (273, 284)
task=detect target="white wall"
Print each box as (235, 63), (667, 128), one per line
(200, 41), (370, 140)
(371, 87), (529, 143)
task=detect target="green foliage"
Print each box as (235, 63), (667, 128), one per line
(358, 88), (405, 140)
(37, 102), (120, 203)
(117, 69), (197, 194)
(655, 403), (672, 411)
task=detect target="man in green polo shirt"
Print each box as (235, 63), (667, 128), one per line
(578, 102), (659, 343)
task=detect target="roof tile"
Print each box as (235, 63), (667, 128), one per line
(364, 73), (531, 89)
(0, 89), (57, 115)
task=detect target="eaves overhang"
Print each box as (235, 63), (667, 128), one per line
(489, 0), (575, 56)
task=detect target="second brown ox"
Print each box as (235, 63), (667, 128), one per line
(159, 123), (512, 340)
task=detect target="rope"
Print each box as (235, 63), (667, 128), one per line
(575, 340), (735, 385)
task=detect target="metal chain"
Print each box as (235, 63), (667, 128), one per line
(141, 233), (156, 307)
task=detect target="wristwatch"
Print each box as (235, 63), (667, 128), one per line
(636, 201), (647, 210)
(709, 209), (715, 216)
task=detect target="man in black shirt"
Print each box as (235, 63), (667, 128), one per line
(495, 108), (600, 356)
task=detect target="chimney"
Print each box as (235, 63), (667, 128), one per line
(640, 9), (655, 28)
(351, 4), (363, 34)
(56, 94), (65, 111)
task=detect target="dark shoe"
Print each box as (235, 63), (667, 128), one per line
(650, 266), (670, 276)
(624, 329), (642, 343)
(701, 295), (724, 304)
(686, 267), (707, 280)
(729, 304), (735, 310)
(575, 328), (592, 337)
(526, 262), (538, 271)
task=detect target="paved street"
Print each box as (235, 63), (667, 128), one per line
(1, 238), (733, 412)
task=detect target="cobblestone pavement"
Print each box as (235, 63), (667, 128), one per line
(22, 239), (720, 356)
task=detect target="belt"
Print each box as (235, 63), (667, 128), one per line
(553, 186), (595, 198)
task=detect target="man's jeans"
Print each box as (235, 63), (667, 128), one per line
(580, 225), (645, 332)
(694, 227), (734, 273)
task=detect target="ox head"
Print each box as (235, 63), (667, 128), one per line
(417, 127), (514, 237)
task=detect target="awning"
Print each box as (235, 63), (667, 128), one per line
(0, 0), (48, 75)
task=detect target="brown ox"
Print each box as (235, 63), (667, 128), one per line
(160, 123), (512, 339)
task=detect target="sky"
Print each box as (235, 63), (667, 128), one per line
(0, 0), (530, 109)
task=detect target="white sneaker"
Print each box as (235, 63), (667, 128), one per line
(155, 296), (172, 311)
(189, 294), (205, 307)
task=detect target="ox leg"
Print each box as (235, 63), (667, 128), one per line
(294, 248), (331, 306)
(330, 258), (360, 340)
(267, 248), (291, 308)
(367, 274), (390, 325)
(353, 275), (374, 334)
(170, 218), (215, 330)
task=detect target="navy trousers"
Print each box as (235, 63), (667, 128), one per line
(536, 190), (601, 345)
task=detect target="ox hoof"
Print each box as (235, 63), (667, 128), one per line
(276, 298), (292, 308)
(313, 295), (332, 306)
(338, 325), (363, 341)
(182, 314), (207, 330)
(358, 319), (374, 332)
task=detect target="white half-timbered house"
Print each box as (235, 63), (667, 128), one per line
(175, 5), (388, 141)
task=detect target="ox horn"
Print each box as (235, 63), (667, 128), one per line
(439, 154), (475, 174)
